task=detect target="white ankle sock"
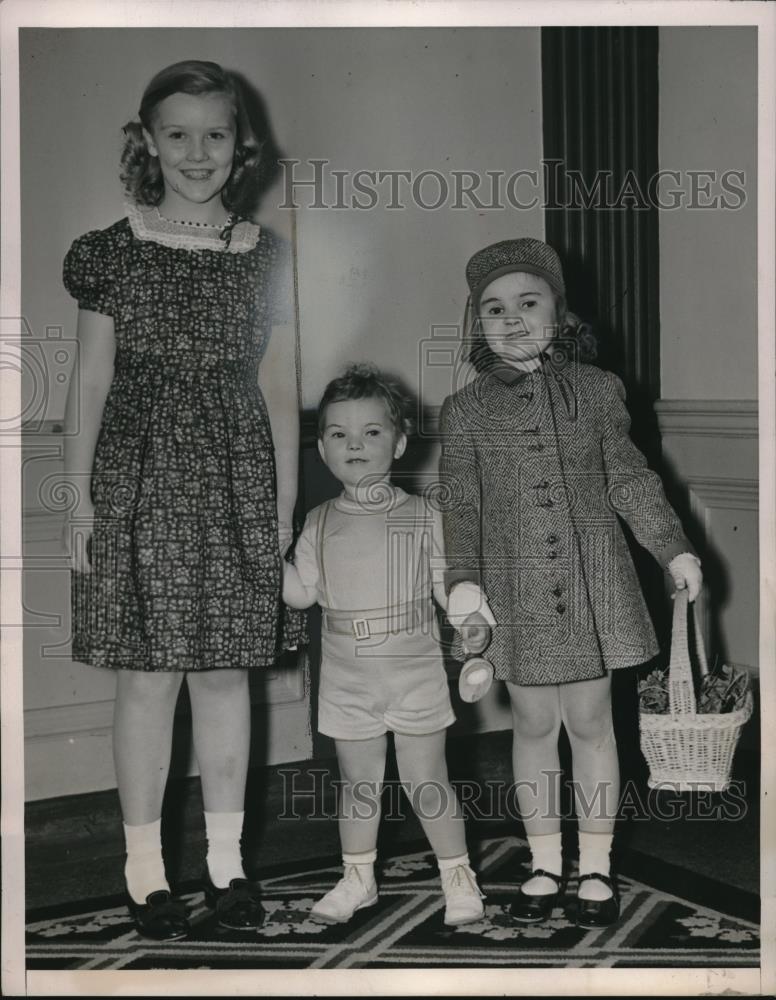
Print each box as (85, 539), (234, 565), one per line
(577, 830), (613, 901)
(437, 853), (470, 872)
(342, 849), (377, 886)
(204, 810), (246, 889)
(124, 819), (168, 905)
(523, 832), (562, 896)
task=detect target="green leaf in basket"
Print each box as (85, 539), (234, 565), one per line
(697, 663), (750, 714)
(638, 668), (670, 713)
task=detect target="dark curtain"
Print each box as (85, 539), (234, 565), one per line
(542, 28), (667, 783)
(542, 26), (660, 454)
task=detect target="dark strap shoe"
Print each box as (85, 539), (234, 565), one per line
(126, 889), (190, 941)
(508, 869), (564, 923)
(574, 872), (620, 929)
(203, 875), (263, 930)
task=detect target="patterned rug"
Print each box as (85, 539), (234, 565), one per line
(26, 835), (759, 970)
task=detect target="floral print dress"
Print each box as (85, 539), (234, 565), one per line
(63, 203), (306, 671)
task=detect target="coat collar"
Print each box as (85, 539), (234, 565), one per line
(483, 351), (578, 418)
(485, 363), (537, 395)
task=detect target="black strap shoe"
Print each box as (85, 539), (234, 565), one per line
(574, 872), (620, 929)
(126, 889), (190, 941)
(508, 869), (564, 923)
(203, 875), (263, 930)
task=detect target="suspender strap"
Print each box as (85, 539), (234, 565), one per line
(316, 500), (334, 608)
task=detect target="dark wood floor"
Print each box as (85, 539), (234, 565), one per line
(25, 725), (760, 912)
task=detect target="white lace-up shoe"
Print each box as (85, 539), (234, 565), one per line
(310, 865), (378, 924)
(440, 864), (486, 926)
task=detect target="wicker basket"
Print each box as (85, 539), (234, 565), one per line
(639, 590), (753, 792)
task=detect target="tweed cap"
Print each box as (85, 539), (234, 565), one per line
(466, 238), (565, 308)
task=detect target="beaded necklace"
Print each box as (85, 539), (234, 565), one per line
(153, 206), (235, 230)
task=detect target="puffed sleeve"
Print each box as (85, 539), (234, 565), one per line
(600, 371), (693, 567)
(438, 393), (483, 592)
(62, 229), (118, 317)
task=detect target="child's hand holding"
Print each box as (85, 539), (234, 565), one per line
(668, 552), (703, 602)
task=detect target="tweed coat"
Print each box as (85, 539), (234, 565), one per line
(438, 359), (691, 685)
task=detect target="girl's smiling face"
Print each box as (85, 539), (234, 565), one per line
(143, 92), (236, 219)
(478, 271), (559, 367)
(318, 397), (407, 498)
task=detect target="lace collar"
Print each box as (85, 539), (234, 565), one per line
(126, 202), (261, 253)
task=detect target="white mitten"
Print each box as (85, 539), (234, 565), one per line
(447, 582), (497, 628)
(667, 552), (703, 602)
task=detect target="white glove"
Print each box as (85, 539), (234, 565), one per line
(446, 581), (497, 628)
(668, 552), (703, 602)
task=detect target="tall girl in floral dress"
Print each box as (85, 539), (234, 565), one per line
(61, 60), (304, 939)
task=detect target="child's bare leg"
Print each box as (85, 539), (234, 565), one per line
(113, 670), (185, 823)
(188, 669), (251, 812)
(559, 674), (618, 901)
(393, 729), (466, 859)
(506, 681), (563, 893)
(187, 668), (251, 887)
(310, 735), (386, 923)
(335, 734), (388, 853)
(112, 670), (185, 901)
(395, 729), (484, 925)
(559, 674), (618, 832)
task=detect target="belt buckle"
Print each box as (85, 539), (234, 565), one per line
(353, 618), (371, 641)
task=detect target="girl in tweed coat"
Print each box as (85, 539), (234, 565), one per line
(439, 238), (702, 929)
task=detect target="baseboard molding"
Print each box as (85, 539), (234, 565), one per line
(654, 399), (758, 437)
(686, 476), (759, 509)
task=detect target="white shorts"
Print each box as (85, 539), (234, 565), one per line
(318, 621), (456, 740)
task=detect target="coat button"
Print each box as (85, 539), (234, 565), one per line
(548, 550), (557, 559)
(556, 603), (566, 613)
(546, 535), (558, 544)
(552, 586), (563, 597)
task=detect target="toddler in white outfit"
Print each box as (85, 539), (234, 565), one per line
(283, 364), (485, 927)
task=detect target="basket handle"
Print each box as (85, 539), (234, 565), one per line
(668, 589), (698, 716)
(691, 596), (710, 679)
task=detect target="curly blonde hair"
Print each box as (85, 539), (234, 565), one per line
(317, 363), (415, 439)
(120, 60), (264, 217)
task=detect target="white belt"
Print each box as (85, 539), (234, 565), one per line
(321, 600), (433, 640)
